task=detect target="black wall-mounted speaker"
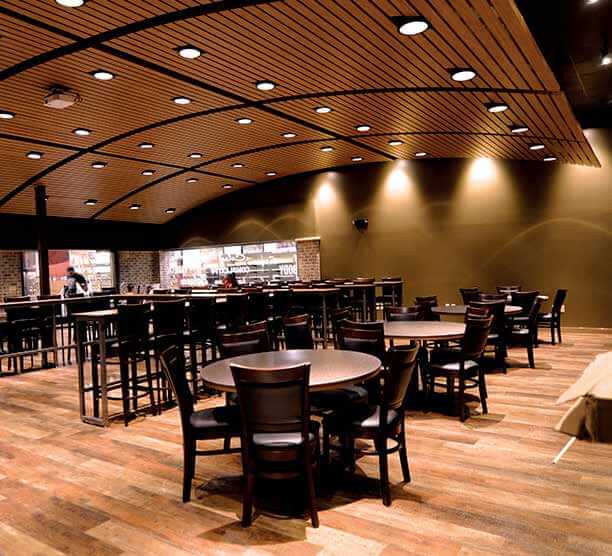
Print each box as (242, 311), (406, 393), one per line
(353, 218), (369, 231)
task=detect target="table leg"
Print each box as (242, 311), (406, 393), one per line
(321, 295), (328, 349)
(98, 320), (109, 426)
(76, 320), (86, 422)
(361, 290), (367, 322)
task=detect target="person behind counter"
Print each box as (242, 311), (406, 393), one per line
(222, 272), (239, 289)
(64, 266), (88, 296)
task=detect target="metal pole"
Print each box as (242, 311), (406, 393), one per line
(35, 185), (50, 296)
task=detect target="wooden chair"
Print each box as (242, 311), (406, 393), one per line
(426, 316), (493, 421)
(470, 300), (509, 373)
(326, 343), (419, 505)
(538, 289), (567, 344)
(478, 292), (507, 302)
(160, 346), (240, 503)
(283, 314), (314, 350)
(496, 285), (521, 293)
(459, 287), (480, 305)
(509, 298), (542, 368)
(230, 361), (319, 528)
(415, 296), (439, 321)
(385, 306), (421, 322)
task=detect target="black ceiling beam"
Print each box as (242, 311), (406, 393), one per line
(0, 1), (282, 81)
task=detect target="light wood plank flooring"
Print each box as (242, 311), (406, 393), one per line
(0, 330), (611, 555)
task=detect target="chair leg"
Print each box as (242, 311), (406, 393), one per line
(458, 377), (466, 422)
(241, 470), (255, 527)
(478, 370), (488, 414)
(527, 339), (535, 369)
(119, 358), (131, 427)
(550, 321), (556, 345)
(376, 437), (391, 506)
(144, 351), (156, 415)
(304, 453), (319, 528)
(183, 439), (195, 503)
(398, 420), (411, 483)
(322, 418), (330, 467)
(557, 320), (562, 344)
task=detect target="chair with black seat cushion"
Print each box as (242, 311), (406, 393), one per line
(160, 346), (241, 503)
(330, 307), (352, 347)
(426, 316), (493, 421)
(283, 314), (314, 350)
(510, 290), (540, 322)
(385, 306), (421, 322)
(538, 289), (567, 345)
(230, 361), (319, 528)
(415, 296), (439, 321)
(459, 288), (480, 305)
(465, 305), (490, 320)
(470, 300), (508, 373)
(509, 298), (542, 368)
(326, 343), (418, 506)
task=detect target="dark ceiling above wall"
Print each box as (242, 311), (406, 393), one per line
(517, 0), (612, 129)
(0, 0), (602, 225)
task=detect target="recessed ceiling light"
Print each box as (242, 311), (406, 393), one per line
(486, 102), (509, 113)
(529, 143), (545, 150)
(91, 161), (107, 168)
(256, 80), (276, 91)
(56, 0), (85, 6)
(392, 16), (431, 36)
(0, 111), (15, 120)
(84, 199), (97, 206)
(388, 140), (403, 146)
(602, 53), (611, 66)
(222, 184), (233, 189)
(177, 45), (202, 59)
(129, 203), (141, 210)
(315, 106), (332, 114)
(266, 171), (277, 176)
(543, 156), (557, 162)
(510, 125), (529, 133)
(186, 177), (198, 183)
(91, 69), (115, 81)
(586, 0), (599, 4)
(231, 163), (244, 168)
(282, 132), (297, 138)
(415, 152), (428, 157)
(351, 156), (364, 162)
(356, 125), (371, 132)
(27, 151), (43, 160)
(172, 96), (192, 105)
(236, 117), (253, 125)
(138, 142), (154, 149)
(165, 208), (176, 214)
(321, 146), (334, 152)
(188, 152), (203, 159)
(141, 169), (155, 176)
(450, 68), (477, 81)
(73, 128), (91, 136)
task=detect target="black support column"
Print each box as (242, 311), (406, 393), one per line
(35, 185), (50, 296)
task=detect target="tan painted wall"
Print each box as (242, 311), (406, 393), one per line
(168, 129), (612, 327)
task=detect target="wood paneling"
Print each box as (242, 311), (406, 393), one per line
(0, 330), (610, 554)
(0, 0), (600, 223)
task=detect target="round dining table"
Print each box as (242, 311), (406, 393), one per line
(201, 349), (382, 392)
(432, 304), (522, 316)
(383, 320), (465, 341)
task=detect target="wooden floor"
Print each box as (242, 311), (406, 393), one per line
(0, 330), (611, 556)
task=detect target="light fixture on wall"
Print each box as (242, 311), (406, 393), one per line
(352, 218), (369, 232)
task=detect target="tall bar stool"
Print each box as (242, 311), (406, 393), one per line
(187, 298), (217, 395)
(151, 299), (188, 409)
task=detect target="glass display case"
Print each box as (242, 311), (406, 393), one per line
(161, 240), (298, 287)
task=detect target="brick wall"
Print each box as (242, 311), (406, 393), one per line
(296, 238), (321, 281)
(0, 251), (23, 298)
(117, 251), (160, 292)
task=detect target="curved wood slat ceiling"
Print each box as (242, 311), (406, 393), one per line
(0, 0), (599, 224)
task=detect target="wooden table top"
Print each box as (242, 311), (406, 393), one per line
(432, 304), (523, 315)
(336, 283), (376, 289)
(73, 309), (119, 320)
(202, 349), (381, 393)
(384, 320), (465, 340)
